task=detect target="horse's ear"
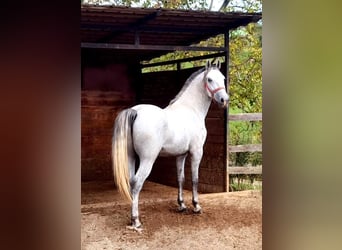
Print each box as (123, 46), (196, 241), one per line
(217, 60), (221, 69)
(206, 60), (211, 69)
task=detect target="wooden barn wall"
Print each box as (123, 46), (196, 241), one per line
(139, 66), (227, 193)
(81, 62), (138, 181)
(81, 60), (227, 193)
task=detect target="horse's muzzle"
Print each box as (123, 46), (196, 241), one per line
(217, 94), (229, 108)
(219, 101), (228, 109)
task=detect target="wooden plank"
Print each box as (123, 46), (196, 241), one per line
(228, 166), (262, 175)
(81, 42), (227, 52)
(81, 91), (134, 107)
(228, 144), (262, 152)
(228, 113), (262, 121)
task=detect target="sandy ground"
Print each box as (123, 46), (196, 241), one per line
(81, 181), (262, 250)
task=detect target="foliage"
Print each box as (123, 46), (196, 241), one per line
(229, 23), (262, 113)
(82, 0), (208, 9)
(229, 175), (262, 191)
(223, 0), (262, 13)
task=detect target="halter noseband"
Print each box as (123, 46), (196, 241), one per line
(204, 82), (225, 98)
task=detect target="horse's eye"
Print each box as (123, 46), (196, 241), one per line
(207, 78), (213, 83)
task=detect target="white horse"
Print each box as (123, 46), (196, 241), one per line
(112, 60), (229, 231)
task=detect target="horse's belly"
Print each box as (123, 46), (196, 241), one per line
(159, 135), (190, 156)
(159, 144), (188, 157)
(159, 116), (203, 157)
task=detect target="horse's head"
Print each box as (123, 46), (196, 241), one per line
(204, 60), (229, 108)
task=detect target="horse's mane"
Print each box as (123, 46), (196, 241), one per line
(169, 67), (206, 105)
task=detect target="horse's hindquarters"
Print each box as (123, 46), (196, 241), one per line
(131, 105), (166, 159)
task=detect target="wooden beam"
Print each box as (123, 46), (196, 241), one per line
(141, 52), (226, 68)
(229, 113), (262, 121)
(228, 166), (262, 175)
(82, 23), (232, 35)
(81, 42), (227, 52)
(228, 144), (262, 152)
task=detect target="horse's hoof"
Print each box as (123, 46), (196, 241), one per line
(193, 206), (202, 214)
(177, 206), (187, 213)
(126, 225), (143, 233)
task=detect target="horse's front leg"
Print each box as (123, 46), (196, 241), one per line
(176, 154), (188, 212)
(190, 148), (203, 213)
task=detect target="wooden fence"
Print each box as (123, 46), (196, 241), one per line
(227, 112), (262, 175)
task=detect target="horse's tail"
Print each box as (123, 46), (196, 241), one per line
(112, 108), (137, 204)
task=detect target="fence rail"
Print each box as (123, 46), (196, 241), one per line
(228, 112), (262, 175)
(228, 113), (262, 121)
(228, 144), (262, 152)
(228, 166), (262, 175)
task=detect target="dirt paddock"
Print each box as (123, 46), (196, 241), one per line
(81, 181), (262, 250)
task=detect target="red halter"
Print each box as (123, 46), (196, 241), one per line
(204, 82), (225, 98)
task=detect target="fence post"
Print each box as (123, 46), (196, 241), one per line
(224, 31), (230, 192)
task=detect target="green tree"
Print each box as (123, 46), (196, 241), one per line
(229, 22), (262, 113)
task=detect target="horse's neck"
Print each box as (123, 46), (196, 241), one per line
(169, 73), (211, 120)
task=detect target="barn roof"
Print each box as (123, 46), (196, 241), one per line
(81, 5), (262, 64)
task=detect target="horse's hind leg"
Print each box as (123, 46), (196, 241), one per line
(128, 158), (154, 231)
(176, 154), (187, 212)
(128, 155), (136, 195)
